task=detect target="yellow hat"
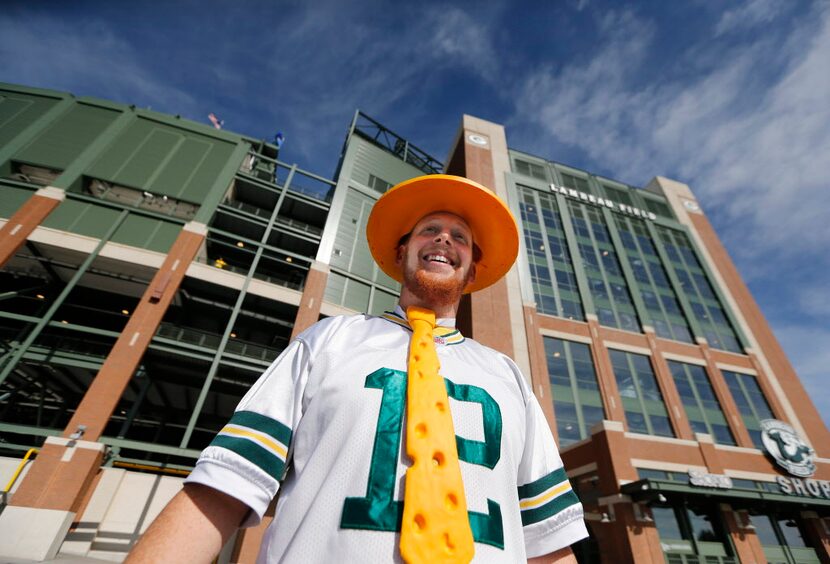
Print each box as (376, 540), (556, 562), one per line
(366, 174), (519, 293)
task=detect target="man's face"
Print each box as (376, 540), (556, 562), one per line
(396, 212), (477, 308)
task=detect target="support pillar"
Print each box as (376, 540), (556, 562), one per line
(0, 186), (64, 267)
(0, 221), (207, 561)
(586, 317), (626, 423)
(801, 512), (830, 564)
(522, 304), (557, 434)
(291, 261), (329, 339)
(446, 117), (515, 357)
(590, 421), (661, 563)
(722, 504), (767, 564)
(698, 338), (754, 448)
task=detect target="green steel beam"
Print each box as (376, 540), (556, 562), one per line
(193, 141), (252, 225)
(181, 165), (298, 448)
(0, 210), (128, 385)
(555, 193), (596, 316)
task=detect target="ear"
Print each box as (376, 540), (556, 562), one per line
(465, 262), (477, 287)
(395, 245), (405, 267)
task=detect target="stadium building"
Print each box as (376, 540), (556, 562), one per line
(0, 82), (828, 563)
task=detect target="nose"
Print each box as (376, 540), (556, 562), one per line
(433, 230), (451, 245)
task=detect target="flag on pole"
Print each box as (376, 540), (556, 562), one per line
(274, 132), (285, 150)
(208, 113), (224, 129)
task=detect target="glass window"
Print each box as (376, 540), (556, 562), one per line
(518, 186), (585, 321)
(609, 349), (675, 437)
(544, 337), (605, 446)
(722, 370), (774, 448)
(615, 217), (693, 343)
(652, 506), (685, 541)
(668, 361), (736, 445)
(655, 226), (742, 352)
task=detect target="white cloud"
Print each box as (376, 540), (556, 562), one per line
(715, 0), (787, 36)
(512, 3), (830, 276)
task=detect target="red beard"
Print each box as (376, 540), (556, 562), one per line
(404, 265), (470, 309)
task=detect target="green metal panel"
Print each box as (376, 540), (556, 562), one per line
(369, 288), (397, 316)
(343, 278), (370, 311)
(87, 118), (237, 203)
(112, 214), (179, 253)
(0, 89), (62, 148)
(14, 103), (120, 170)
(350, 135), (425, 190)
(0, 185), (35, 218)
(324, 271), (347, 304)
(334, 188), (378, 280)
(41, 199), (122, 239)
(193, 141), (250, 224)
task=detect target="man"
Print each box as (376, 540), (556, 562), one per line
(128, 175), (588, 563)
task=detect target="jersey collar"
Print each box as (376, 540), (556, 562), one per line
(381, 306), (465, 346)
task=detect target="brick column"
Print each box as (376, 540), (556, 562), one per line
(0, 186), (64, 267)
(445, 119), (515, 357)
(801, 512), (830, 563)
(699, 339), (754, 448)
(695, 432), (726, 473)
(523, 304), (557, 434)
(590, 421), (661, 563)
(721, 504), (767, 564)
(290, 261), (328, 339)
(587, 317), (626, 423)
(0, 222), (207, 561)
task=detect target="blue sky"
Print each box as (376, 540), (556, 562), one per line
(2, 0), (828, 429)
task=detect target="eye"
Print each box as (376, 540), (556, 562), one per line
(452, 231), (469, 244)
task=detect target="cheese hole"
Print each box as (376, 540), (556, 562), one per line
(432, 451), (445, 467)
(435, 401), (445, 412)
(444, 532), (455, 552)
(419, 341), (428, 349)
(414, 514), (426, 531)
(415, 423), (427, 438)
(446, 492), (458, 509)
(414, 354), (421, 362)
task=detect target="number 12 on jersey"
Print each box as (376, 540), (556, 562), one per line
(340, 368), (505, 549)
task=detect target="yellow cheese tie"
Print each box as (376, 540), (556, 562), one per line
(400, 306), (474, 564)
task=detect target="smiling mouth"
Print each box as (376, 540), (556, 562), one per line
(423, 253), (455, 267)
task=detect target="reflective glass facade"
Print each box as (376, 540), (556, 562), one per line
(544, 337), (604, 446)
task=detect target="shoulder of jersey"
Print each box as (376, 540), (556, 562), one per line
(293, 313), (387, 352)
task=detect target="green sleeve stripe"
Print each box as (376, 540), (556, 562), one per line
(518, 467), (568, 499)
(210, 434), (286, 479)
(229, 410), (292, 445)
(520, 489), (581, 526)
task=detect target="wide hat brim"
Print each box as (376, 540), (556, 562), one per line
(366, 174), (519, 293)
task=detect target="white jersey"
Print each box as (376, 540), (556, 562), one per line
(187, 307), (587, 562)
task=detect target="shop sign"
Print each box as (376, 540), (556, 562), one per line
(549, 184), (658, 221)
(688, 469), (733, 489)
(760, 419), (816, 478)
(776, 476), (830, 499)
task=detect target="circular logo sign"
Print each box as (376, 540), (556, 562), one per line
(761, 419), (815, 477)
(467, 133), (488, 146)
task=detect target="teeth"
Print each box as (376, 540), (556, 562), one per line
(426, 254), (450, 264)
